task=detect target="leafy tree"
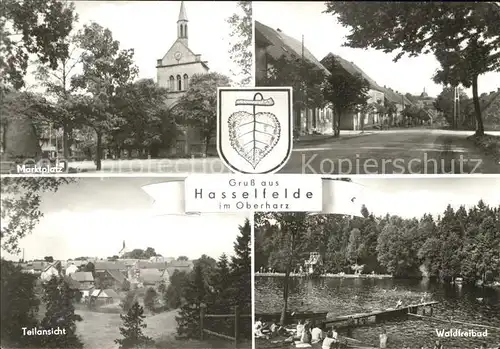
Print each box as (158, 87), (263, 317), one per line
(111, 79), (177, 158)
(324, 2), (500, 136)
(44, 256), (54, 263)
(71, 22), (138, 170)
(226, 1), (252, 86)
(1, 177), (75, 254)
(115, 302), (154, 349)
(177, 256), (189, 261)
(175, 73), (231, 156)
(1, 0), (77, 90)
(143, 287), (157, 313)
(434, 87), (470, 128)
(259, 56), (326, 131)
(35, 32), (84, 159)
(321, 53), (370, 136)
(254, 212), (309, 324)
(0, 259), (40, 348)
(39, 276), (83, 348)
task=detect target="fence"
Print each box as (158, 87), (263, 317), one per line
(199, 304), (251, 345)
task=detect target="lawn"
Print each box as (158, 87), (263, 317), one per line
(75, 309), (178, 349)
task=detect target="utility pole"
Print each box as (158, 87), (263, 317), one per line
(457, 86), (461, 126)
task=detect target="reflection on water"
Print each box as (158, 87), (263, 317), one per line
(256, 277), (500, 348)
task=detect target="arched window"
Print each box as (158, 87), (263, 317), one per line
(169, 76), (175, 91)
(185, 25), (188, 38)
(177, 75), (182, 91)
(183, 74), (189, 90)
(180, 24), (184, 38)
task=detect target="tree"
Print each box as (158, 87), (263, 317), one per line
(44, 256), (54, 263)
(259, 56), (326, 131)
(1, 177), (75, 254)
(434, 87), (470, 128)
(1, 0), (77, 90)
(0, 259), (40, 348)
(176, 264), (210, 338)
(321, 53), (370, 136)
(71, 22), (138, 170)
(115, 302), (154, 349)
(120, 291), (137, 313)
(177, 256), (189, 261)
(143, 287), (157, 313)
(35, 31), (84, 159)
(111, 79), (178, 158)
(226, 1), (253, 86)
(230, 219), (251, 313)
(175, 73), (231, 156)
(324, 2), (500, 136)
(254, 212), (309, 325)
(39, 276), (83, 348)
(165, 270), (189, 309)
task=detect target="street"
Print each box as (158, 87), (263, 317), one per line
(282, 129), (500, 174)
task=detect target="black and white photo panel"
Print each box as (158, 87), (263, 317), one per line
(253, 177), (500, 349)
(1, 0), (252, 175)
(254, 1), (500, 175)
(0, 177), (252, 349)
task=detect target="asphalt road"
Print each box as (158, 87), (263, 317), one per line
(282, 129), (500, 174)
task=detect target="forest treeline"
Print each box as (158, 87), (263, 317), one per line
(255, 201), (500, 284)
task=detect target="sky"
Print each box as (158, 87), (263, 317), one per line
(2, 177), (248, 262)
(25, 1), (246, 90)
(353, 177), (500, 219)
(254, 1), (500, 98)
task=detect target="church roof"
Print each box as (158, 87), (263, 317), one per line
(178, 1), (188, 22)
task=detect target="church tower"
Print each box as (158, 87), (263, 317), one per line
(177, 1), (188, 47)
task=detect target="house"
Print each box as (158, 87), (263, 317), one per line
(135, 261), (167, 270)
(255, 21), (386, 133)
(70, 272), (95, 290)
(381, 87), (414, 126)
(94, 261), (127, 289)
(40, 261), (62, 282)
(138, 269), (169, 289)
(90, 289), (121, 305)
(463, 89), (500, 130)
(255, 21), (334, 134)
(22, 261), (46, 275)
(166, 260), (194, 277)
(320, 53), (387, 130)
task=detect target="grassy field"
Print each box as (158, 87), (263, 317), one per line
(75, 309), (178, 349)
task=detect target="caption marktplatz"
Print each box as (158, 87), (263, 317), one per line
(193, 178), (315, 210)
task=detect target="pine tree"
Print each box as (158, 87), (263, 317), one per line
(176, 264), (209, 338)
(230, 218), (251, 313)
(115, 301), (154, 349)
(39, 276), (83, 348)
(212, 253), (232, 313)
(144, 287), (157, 313)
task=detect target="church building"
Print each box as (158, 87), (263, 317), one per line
(156, 1), (211, 155)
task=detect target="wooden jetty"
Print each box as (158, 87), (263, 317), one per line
(324, 301), (438, 328)
(256, 311), (328, 323)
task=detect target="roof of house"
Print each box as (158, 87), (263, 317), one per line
(106, 269), (126, 284)
(63, 276), (81, 290)
(382, 87), (414, 106)
(28, 261), (46, 271)
(70, 272), (94, 282)
(91, 289), (121, 298)
(139, 269), (165, 284)
(321, 52), (384, 92)
(94, 261), (126, 271)
(136, 261), (167, 269)
(255, 21), (330, 75)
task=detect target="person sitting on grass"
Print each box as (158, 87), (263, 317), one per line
(311, 321), (325, 344)
(300, 322), (312, 344)
(322, 330), (336, 349)
(296, 319), (305, 339)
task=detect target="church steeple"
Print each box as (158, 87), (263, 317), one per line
(177, 1), (188, 47)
